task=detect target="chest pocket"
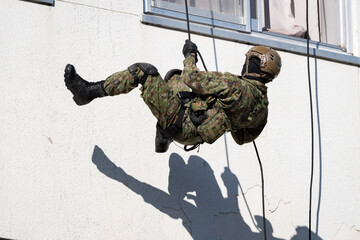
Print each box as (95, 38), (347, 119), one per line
(245, 88), (268, 127)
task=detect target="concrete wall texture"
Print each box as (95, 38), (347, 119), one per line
(1, 0), (359, 239)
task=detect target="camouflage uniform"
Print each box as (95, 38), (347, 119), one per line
(103, 56), (268, 146)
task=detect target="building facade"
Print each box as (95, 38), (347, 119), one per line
(0, 0), (359, 239)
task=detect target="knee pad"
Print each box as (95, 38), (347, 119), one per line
(128, 63), (158, 85)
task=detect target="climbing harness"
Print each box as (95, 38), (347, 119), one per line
(156, 90), (206, 152)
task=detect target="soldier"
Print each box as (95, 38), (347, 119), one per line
(64, 40), (281, 153)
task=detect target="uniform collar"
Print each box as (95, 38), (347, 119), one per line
(241, 76), (268, 94)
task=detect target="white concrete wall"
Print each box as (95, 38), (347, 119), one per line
(0, 0), (359, 239)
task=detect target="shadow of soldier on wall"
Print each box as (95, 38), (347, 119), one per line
(91, 145), (321, 240)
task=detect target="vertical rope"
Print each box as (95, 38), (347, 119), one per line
(184, 0), (191, 41)
(253, 141), (267, 240)
(184, 0), (208, 71)
(306, 0), (315, 239)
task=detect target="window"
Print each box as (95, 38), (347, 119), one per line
(143, 0), (359, 65)
(145, 0), (250, 32)
(262, 0), (353, 52)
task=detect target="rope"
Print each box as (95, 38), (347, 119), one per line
(184, 0), (208, 71)
(306, 0), (315, 239)
(197, 51), (208, 71)
(253, 141), (267, 240)
(184, 0), (191, 41)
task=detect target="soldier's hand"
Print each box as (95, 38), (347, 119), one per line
(182, 40), (198, 62)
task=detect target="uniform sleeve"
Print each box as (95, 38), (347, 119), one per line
(230, 122), (267, 145)
(182, 56), (231, 97)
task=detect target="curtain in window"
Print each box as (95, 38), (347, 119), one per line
(263, 0), (348, 48)
(263, 0), (318, 40)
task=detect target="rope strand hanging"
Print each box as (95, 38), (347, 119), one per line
(184, 0), (208, 71)
(306, 0), (315, 238)
(253, 141), (267, 240)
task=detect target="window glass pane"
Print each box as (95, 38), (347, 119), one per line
(154, 0), (245, 24)
(157, 0), (242, 16)
(319, 0), (343, 47)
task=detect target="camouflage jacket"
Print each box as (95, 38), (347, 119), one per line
(174, 56), (268, 145)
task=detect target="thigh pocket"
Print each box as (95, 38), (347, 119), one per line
(197, 109), (229, 144)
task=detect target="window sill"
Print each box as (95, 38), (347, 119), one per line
(22, 0), (54, 6)
(141, 14), (360, 67)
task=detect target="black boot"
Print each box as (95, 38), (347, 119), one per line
(155, 125), (172, 153)
(64, 64), (108, 106)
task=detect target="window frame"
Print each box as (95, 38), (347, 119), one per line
(142, 0), (360, 66)
(24, 0), (54, 5)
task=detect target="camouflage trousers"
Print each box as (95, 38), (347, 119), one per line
(103, 68), (203, 145)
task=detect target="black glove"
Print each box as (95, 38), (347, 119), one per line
(182, 40), (198, 62)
